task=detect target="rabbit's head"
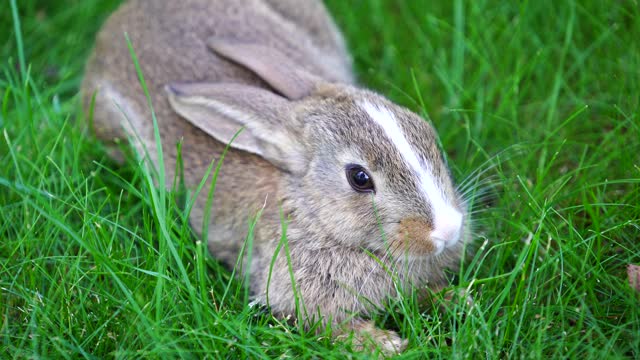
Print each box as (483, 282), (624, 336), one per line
(167, 39), (467, 271)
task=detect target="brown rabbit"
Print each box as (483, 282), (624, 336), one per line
(82, 0), (470, 354)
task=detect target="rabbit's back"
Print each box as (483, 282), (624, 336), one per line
(82, 0), (353, 144)
(81, 0), (355, 264)
(86, 0), (353, 89)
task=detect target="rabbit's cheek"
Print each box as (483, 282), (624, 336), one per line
(390, 217), (437, 256)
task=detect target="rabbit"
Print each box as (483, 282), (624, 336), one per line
(81, 0), (470, 354)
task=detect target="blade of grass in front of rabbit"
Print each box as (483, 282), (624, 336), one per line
(218, 197), (264, 308)
(124, 33), (206, 327)
(264, 207), (308, 331)
(199, 127), (245, 250)
(280, 206), (309, 331)
(369, 193), (404, 282)
(204, 127), (257, 308)
(243, 204), (264, 305)
(123, 34), (171, 324)
(173, 138), (212, 305)
(356, 196), (400, 315)
(172, 145), (192, 231)
(84, 90), (98, 144)
(265, 213), (287, 310)
(173, 139), (188, 208)
(177, 150), (216, 304)
(359, 195), (415, 332)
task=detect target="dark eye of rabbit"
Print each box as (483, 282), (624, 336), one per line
(345, 164), (375, 193)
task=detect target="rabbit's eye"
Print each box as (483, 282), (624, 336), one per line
(345, 164), (375, 193)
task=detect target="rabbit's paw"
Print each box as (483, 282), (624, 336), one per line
(347, 319), (408, 356)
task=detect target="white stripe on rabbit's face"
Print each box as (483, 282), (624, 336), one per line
(360, 100), (463, 252)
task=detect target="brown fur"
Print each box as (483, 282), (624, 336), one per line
(81, 0), (470, 355)
(394, 217), (436, 255)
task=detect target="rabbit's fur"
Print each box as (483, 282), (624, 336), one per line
(82, 0), (469, 354)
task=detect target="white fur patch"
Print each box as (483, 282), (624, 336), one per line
(360, 101), (462, 251)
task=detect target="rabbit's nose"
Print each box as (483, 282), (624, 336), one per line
(430, 208), (463, 247)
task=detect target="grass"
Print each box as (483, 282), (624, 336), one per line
(1, 0), (639, 358)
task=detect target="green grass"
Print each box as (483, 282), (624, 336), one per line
(1, 0), (639, 358)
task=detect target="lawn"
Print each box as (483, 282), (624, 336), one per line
(1, 0), (639, 358)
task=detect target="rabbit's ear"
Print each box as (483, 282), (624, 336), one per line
(165, 82), (306, 173)
(207, 38), (320, 100)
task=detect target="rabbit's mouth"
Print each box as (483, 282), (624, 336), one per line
(384, 216), (463, 259)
